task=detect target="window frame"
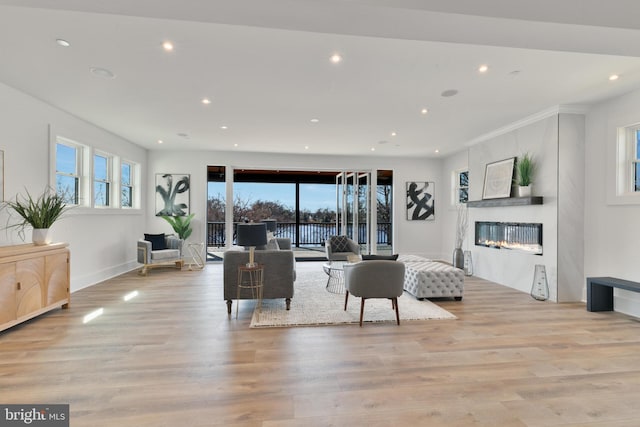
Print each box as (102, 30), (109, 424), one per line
(615, 123), (640, 202)
(120, 160), (135, 208)
(93, 151), (112, 208)
(453, 168), (469, 205)
(55, 138), (84, 206)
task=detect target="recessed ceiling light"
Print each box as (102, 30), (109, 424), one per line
(310, 118), (319, 123)
(478, 64), (489, 73)
(220, 125), (228, 130)
(441, 89), (458, 97)
(157, 140), (163, 144)
(56, 39), (70, 47)
(609, 74), (620, 81)
(234, 143), (239, 147)
(391, 132), (397, 137)
(330, 53), (342, 64)
(201, 98), (211, 105)
(421, 108), (429, 115)
(435, 149), (440, 154)
(90, 67), (115, 79)
(305, 146), (309, 150)
(370, 147), (376, 152)
(162, 41), (174, 51)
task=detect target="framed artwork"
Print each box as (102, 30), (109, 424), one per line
(155, 173), (190, 216)
(0, 150), (3, 202)
(406, 181), (435, 220)
(482, 157), (515, 199)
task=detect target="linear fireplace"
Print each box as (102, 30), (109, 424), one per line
(475, 221), (543, 255)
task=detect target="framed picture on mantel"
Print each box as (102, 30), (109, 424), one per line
(482, 157), (515, 199)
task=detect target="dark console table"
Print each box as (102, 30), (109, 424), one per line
(586, 277), (640, 312)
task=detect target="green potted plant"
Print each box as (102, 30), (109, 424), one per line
(161, 213), (194, 240)
(516, 153), (535, 197)
(3, 188), (69, 245)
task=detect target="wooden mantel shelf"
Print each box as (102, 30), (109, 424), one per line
(467, 196), (543, 208)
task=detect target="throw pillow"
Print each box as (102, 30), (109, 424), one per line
(330, 235), (351, 252)
(362, 254), (399, 261)
(144, 233), (167, 251)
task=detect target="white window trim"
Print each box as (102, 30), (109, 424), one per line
(452, 168), (469, 206)
(93, 150), (113, 208)
(50, 128), (142, 213)
(612, 123), (640, 204)
(120, 159), (139, 209)
(54, 136), (86, 206)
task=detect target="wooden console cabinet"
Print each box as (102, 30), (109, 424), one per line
(0, 243), (70, 333)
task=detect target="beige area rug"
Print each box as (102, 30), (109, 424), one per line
(250, 263), (457, 328)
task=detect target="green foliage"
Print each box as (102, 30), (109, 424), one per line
(161, 213), (195, 240)
(3, 188), (68, 231)
(517, 153), (535, 187)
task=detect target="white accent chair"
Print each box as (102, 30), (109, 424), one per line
(137, 234), (184, 275)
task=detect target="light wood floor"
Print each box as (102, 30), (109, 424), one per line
(2, 262), (640, 427)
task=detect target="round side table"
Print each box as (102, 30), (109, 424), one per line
(236, 264), (264, 319)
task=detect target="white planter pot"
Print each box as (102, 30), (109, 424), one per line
(32, 228), (52, 245)
(518, 185), (532, 197)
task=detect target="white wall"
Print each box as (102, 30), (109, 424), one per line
(147, 150), (443, 259)
(0, 82), (148, 292)
(585, 88), (640, 317)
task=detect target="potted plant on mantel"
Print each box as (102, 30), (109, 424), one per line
(516, 153), (535, 197)
(2, 188), (69, 245)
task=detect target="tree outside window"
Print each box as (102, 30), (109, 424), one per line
(55, 142), (80, 204)
(121, 162), (133, 207)
(94, 154), (110, 207)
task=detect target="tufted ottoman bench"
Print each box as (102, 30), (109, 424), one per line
(398, 255), (464, 300)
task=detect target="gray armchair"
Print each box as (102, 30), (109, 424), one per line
(137, 234), (184, 275)
(325, 235), (360, 261)
(343, 260), (405, 326)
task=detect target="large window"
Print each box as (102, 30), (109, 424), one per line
(54, 136), (139, 209)
(93, 153), (111, 207)
(55, 141), (81, 204)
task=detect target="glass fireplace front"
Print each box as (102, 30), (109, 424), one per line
(475, 221), (543, 255)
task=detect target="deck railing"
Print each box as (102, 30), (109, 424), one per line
(206, 221), (392, 247)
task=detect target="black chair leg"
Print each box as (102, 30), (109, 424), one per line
(359, 298), (366, 327)
(344, 290), (349, 311)
(394, 297), (400, 325)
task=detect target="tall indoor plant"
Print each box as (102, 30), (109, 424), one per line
(516, 153), (535, 197)
(3, 188), (69, 245)
(161, 213), (194, 240)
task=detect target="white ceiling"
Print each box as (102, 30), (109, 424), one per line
(1, 0), (640, 157)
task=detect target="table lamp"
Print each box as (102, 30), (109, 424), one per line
(236, 222), (267, 267)
(262, 219), (277, 233)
